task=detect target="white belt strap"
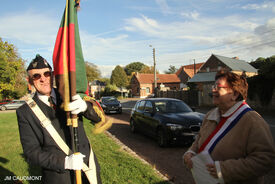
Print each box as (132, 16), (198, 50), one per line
(26, 98), (98, 184)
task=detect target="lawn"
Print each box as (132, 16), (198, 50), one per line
(0, 112), (169, 184)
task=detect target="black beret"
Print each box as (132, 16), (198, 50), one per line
(27, 54), (52, 71)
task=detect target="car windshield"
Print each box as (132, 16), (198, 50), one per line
(102, 97), (117, 103)
(155, 100), (192, 113)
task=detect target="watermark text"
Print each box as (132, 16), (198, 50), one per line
(4, 175), (42, 181)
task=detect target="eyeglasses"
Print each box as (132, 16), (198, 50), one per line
(212, 84), (229, 90)
(32, 71), (52, 80)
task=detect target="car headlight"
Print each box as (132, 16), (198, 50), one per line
(166, 123), (183, 131)
(101, 104), (106, 108)
(119, 103), (122, 107)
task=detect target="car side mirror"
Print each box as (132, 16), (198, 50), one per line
(191, 107), (196, 111)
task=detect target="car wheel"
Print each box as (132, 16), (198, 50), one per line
(130, 119), (137, 133)
(118, 109), (122, 114)
(1, 106), (6, 111)
(157, 128), (168, 147)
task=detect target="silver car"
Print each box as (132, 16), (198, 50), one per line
(0, 100), (25, 111)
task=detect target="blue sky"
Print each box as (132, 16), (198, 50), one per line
(1, 0), (275, 77)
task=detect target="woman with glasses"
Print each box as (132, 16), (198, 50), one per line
(183, 69), (275, 184)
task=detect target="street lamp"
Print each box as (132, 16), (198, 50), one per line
(149, 45), (157, 91)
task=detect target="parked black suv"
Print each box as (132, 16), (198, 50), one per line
(100, 96), (122, 114)
(130, 98), (204, 147)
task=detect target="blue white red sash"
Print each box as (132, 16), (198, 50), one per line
(198, 102), (252, 153)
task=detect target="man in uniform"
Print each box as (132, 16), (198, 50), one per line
(17, 55), (102, 183)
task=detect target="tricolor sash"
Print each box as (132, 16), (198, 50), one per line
(198, 102), (252, 153)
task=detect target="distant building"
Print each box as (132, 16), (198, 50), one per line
(130, 73), (181, 98)
(188, 54), (258, 105)
(176, 62), (205, 90)
(89, 80), (106, 98)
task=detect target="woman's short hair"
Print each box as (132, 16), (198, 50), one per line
(215, 69), (248, 101)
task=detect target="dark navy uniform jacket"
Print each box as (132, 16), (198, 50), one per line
(16, 91), (102, 184)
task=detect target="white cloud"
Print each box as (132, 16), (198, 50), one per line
(98, 65), (116, 78)
(0, 11), (58, 45)
(180, 11), (200, 20)
(123, 14), (275, 72)
(155, 0), (171, 15)
(1, 2), (274, 78)
(241, 2), (274, 10)
(124, 14), (259, 44)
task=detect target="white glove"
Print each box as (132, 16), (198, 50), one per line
(64, 153), (85, 170)
(68, 94), (87, 114)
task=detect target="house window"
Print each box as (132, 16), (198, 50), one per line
(206, 67), (210, 72)
(146, 87), (150, 93)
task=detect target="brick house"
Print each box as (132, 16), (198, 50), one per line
(176, 62), (205, 89)
(188, 54), (258, 105)
(130, 73), (181, 98)
(89, 80), (106, 98)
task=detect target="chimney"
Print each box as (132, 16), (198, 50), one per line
(232, 56), (239, 60)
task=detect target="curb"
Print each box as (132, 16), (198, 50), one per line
(105, 131), (173, 184)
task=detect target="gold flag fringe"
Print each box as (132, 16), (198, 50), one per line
(83, 96), (113, 134)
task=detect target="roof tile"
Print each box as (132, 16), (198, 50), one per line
(136, 73), (180, 84)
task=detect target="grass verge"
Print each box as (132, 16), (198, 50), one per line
(0, 112), (169, 184)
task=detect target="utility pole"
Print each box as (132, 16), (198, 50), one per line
(149, 45), (157, 93)
(153, 48), (157, 89)
(193, 59), (196, 74)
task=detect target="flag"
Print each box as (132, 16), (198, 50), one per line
(53, 0), (88, 111)
(52, 2), (112, 182)
(52, 1), (88, 183)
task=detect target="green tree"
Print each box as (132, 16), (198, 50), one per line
(85, 62), (101, 82)
(110, 65), (128, 88)
(104, 84), (117, 93)
(164, 65), (177, 74)
(139, 65), (158, 74)
(247, 55), (275, 105)
(0, 38), (27, 99)
(124, 62), (145, 75)
(98, 78), (110, 85)
(249, 57), (266, 69)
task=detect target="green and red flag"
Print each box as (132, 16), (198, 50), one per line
(53, 0), (88, 112)
(52, 1), (88, 183)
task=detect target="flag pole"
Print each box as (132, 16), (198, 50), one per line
(60, 0), (82, 183)
(53, 0), (112, 183)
